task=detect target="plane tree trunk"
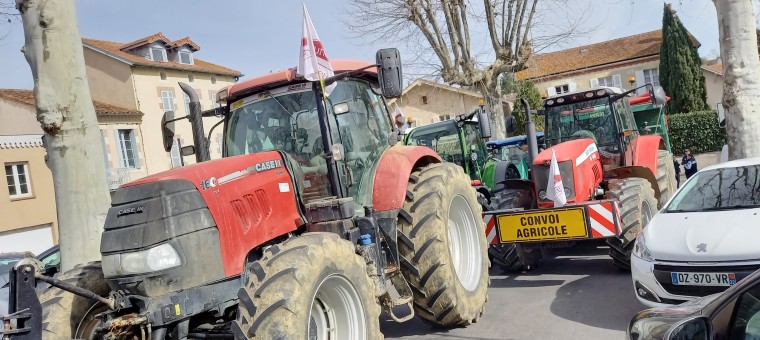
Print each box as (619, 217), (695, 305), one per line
(16, 0), (111, 271)
(713, 0), (760, 160)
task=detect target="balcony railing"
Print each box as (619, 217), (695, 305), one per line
(106, 168), (131, 191)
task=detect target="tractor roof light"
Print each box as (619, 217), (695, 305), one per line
(556, 97), (565, 104)
(546, 99), (555, 106)
(585, 92), (594, 98)
(596, 89), (606, 96)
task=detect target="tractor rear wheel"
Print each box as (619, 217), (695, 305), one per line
(38, 262), (121, 339)
(398, 163), (489, 327)
(656, 150), (678, 208)
(606, 177), (657, 270)
(488, 189), (542, 272)
(232, 233), (382, 339)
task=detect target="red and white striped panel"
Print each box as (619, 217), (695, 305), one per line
(587, 201), (617, 238)
(483, 214), (498, 244)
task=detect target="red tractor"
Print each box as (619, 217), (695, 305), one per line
(487, 86), (677, 270)
(3, 49), (489, 339)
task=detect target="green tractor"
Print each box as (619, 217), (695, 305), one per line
(485, 132), (546, 181)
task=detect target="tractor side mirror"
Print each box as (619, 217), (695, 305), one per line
(649, 85), (667, 107)
(478, 109), (492, 139)
(716, 102), (726, 128)
(161, 111), (177, 153)
(181, 145), (196, 157)
(505, 114), (516, 134)
(376, 48), (403, 99)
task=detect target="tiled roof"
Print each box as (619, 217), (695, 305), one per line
(516, 30), (700, 80)
(171, 37), (200, 51)
(0, 89), (143, 116)
(84, 36), (241, 77)
(0, 135), (43, 149)
(702, 62), (723, 76)
(120, 32), (173, 50)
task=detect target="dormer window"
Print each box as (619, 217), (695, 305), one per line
(179, 51), (193, 65)
(150, 47), (167, 62)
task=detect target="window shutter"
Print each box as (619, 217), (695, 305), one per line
(130, 130), (141, 169)
(100, 130), (109, 169)
(568, 82), (577, 92)
(546, 86), (557, 97)
(634, 70), (646, 95)
(612, 74), (622, 88)
(589, 78), (599, 88)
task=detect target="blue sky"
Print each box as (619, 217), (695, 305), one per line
(0, 0), (748, 90)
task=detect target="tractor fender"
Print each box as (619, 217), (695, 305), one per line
(372, 145), (441, 211)
(492, 161), (521, 192)
(629, 135), (666, 175)
(604, 165), (661, 202)
(501, 179), (538, 205)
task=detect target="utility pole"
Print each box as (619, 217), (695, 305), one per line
(16, 0), (111, 271)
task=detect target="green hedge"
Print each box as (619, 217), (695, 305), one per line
(667, 110), (726, 154)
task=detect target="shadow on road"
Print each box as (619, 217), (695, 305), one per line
(379, 312), (513, 339)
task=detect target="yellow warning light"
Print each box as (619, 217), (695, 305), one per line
(478, 98), (485, 105)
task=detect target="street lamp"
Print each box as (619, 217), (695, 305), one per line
(628, 76), (636, 87)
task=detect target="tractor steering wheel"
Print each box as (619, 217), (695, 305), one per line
(571, 130), (597, 144)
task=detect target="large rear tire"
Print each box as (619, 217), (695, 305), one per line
(232, 233), (382, 340)
(606, 178), (657, 270)
(656, 150), (678, 208)
(38, 262), (113, 340)
(487, 189), (542, 272)
(398, 163), (489, 327)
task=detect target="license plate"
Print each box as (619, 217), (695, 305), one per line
(496, 207), (587, 242)
(670, 272), (737, 286)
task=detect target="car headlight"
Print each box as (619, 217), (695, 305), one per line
(103, 243), (182, 276)
(632, 234), (654, 262)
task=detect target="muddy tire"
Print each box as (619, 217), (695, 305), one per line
(232, 233), (382, 339)
(38, 262), (111, 340)
(488, 189), (542, 272)
(656, 150), (678, 208)
(606, 178), (658, 270)
(397, 163), (489, 327)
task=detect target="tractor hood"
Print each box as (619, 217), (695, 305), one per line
(533, 138), (597, 166)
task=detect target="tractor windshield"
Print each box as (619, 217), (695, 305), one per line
(406, 121), (464, 164)
(544, 97), (617, 147)
(225, 79), (391, 207)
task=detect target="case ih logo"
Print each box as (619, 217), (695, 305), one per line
(200, 177), (218, 190)
(117, 206), (144, 217)
(255, 160), (283, 172)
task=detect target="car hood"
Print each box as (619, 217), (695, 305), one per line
(644, 208), (760, 262)
(627, 294), (718, 340)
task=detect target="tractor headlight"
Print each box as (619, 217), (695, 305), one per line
(539, 190), (547, 200)
(563, 187), (573, 198)
(632, 234), (654, 262)
(103, 243), (182, 277)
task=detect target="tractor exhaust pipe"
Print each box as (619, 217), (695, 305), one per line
(179, 82), (210, 163)
(520, 98), (539, 164)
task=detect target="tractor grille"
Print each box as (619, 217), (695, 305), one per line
(534, 161), (575, 200)
(653, 264), (760, 297)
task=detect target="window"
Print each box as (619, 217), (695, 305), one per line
(211, 93), (217, 108)
(150, 47), (167, 62)
(161, 90), (174, 112)
(5, 162), (31, 199)
(188, 74), (194, 82)
(179, 51), (193, 65)
(439, 114), (451, 121)
(160, 72), (167, 80)
(422, 96), (428, 105)
(555, 84), (570, 94)
(184, 94), (191, 114)
(593, 75), (622, 88)
(116, 129), (140, 169)
(170, 139), (183, 168)
(729, 282), (760, 339)
(643, 68), (659, 87)
(211, 76), (217, 84)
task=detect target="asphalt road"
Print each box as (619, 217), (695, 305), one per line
(382, 241), (647, 340)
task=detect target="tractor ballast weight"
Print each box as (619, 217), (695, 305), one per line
(2, 49), (489, 339)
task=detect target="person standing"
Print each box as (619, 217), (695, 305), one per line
(673, 157), (681, 188)
(682, 149), (698, 179)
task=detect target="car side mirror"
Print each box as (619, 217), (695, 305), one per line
(161, 111), (177, 153)
(180, 145), (196, 157)
(505, 114), (516, 134)
(376, 48), (403, 99)
(716, 102), (726, 128)
(649, 85), (667, 108)
(478, 109), (493, 139)
(666, 317), (709, 340)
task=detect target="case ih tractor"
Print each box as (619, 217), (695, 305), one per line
(486, 85), (677, 270)
(2, 49), (489, 339)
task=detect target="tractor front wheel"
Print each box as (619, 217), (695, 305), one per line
(398, 163), (489, 327)
(656, 150), (678, 208)
(488, 188), (542, 272)
(606, 177), (658, 270)
(232, 233), (382, 339)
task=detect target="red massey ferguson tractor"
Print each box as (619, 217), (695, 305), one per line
(2, 49), (489, 339)
(486, 86), (677, 270)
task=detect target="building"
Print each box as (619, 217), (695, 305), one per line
(516, 29), (720, 107)
(82, 33), (243, 176)
(387, 79), (485, 127)
(0, 89), (141, 254)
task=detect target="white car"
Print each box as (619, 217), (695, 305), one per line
(631, 157), (760, 308)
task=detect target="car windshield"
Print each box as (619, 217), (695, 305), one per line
(545, 97), (617, 147)
(666, 165), (760, 212)
(0, 256), (21, 276)
(406, 121), (464, 164)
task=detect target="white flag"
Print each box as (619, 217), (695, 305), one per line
(297, 4), (336, 96)
(546, 149), (567, 207)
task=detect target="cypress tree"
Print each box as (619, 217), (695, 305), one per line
(659, 3), (709, 113)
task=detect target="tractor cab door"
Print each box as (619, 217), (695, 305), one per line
(461, 123), (487, 180)
(612, 97), (638, 165)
